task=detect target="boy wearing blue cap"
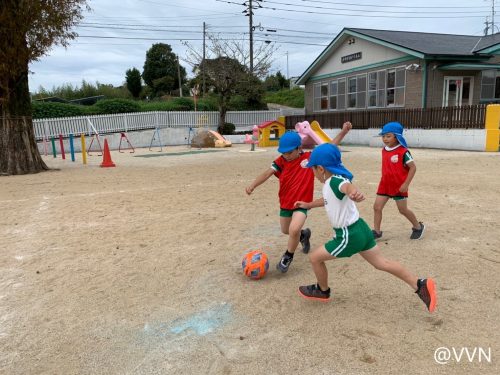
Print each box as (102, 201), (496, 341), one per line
(245, 122), (351, 273)
(372, 122), (424, 240)
(295, 143), (437, 312)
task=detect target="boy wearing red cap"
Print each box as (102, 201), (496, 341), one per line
(372, 122), (424, 240)
(246, 122), (351, 273)
(295, 143), (436, 313)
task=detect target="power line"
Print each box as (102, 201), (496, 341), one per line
(269, 0), (491, 9)
(77, 35), (328, 46)
(217, 0), (489, 18)
(264, 0), (489, 14)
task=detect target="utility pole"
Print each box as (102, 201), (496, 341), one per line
(493, 0), (495, 34)
(249, 0), (254, 74)
(202, 22), (206, 97)
(244, 0), (262, 75)
(286, 51), (290, 90)
(177, 56), (183, 97)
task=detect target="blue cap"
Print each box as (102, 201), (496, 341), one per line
(306, 143), (353, 180)
(278, 131), (302, 153)
(379, 121), (407, 148)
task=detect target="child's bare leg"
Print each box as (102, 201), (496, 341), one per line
(359, 246), (418, 290)
(395, 199), (420, 229)
(280, 216), (291, 235)
(285, 211), (307, 253)
(309, 245), (336, 290)
(373, 195), (389, 232)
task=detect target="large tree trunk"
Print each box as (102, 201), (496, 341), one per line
(217, 94), (228, 134)
(0, 68), (49, 176)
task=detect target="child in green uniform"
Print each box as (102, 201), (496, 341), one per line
(294, 143), (437, 312)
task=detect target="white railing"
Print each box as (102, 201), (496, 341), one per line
(32, 110), (298, 140)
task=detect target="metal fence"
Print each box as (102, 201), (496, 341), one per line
(284, 105), (487, 130)
(33, 110), (294, 140)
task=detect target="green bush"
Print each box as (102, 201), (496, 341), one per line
(264, 88), (304, 108)
(32, 101), (89, 119)
(220, 122), (235, 135)
(92, 98), (141, 114)
(170, 97), (194, 111)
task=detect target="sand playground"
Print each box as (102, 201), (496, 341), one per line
(1, 144), (499, 374)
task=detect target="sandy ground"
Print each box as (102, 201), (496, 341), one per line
(0, 143), (499, 375)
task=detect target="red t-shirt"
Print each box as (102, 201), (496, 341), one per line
(272, 151), (314, 209)
(376, 145), (413, 197)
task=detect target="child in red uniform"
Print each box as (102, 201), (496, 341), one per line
(246, 122), (351, 272)
(372, 122), (425, 240)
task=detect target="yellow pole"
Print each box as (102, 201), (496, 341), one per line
(485, 104), (500, 152)
(81, 134), (87, 164)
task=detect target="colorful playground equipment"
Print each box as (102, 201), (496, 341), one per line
(209, 130), (232, 148)
(119, 132), (135, 153)
(190, 129), (232, 148)
(244, 125), (260, 151)
(257, 119), (286, 147)
(295, 120), (332, 148)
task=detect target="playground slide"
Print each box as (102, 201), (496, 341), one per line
(295, 120), (327, 147)
(209, 130), (232, 147)
(310, 121), (332, 143)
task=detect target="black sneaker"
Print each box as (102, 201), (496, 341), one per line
(415, 278), (437, 313)
(276, 253), (293, 273)
(298, 283), (331, 301)
(372, 229), (383, 239)
(300, 228), (311, 254)
(410, 222), (425, 240)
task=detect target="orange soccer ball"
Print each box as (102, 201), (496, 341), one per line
(242, 250), (269, 280)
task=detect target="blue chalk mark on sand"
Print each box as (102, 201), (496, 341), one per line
(169, 303), (232, 336)
(142, 303), (232, 341)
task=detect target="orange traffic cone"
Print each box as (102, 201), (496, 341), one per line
(100, 139), (116, 168)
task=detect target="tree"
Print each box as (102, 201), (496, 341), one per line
(201, 57), (247, 132)
(125, 68), (142, 98)
(142, 43), (186, 97)
(184, 32), (276, 129)
(0, 0), (89, 175)
(263, 71), (290, 92)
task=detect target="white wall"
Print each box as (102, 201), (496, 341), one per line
(39, 127), (487, 155)
(322, 128), (487, 151)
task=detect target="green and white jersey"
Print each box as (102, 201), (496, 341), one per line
(323, 175), (359, 229)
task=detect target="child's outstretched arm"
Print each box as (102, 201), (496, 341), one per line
(340, 182), (365, 202)
(245, 168), (275, 195)
(330, 121), (352, 145)
(400, 161), (416, 193)
(294, 198), (324, 210)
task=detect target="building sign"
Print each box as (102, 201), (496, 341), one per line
(341, 52), (362, 63)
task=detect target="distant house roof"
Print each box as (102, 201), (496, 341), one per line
(297, 27), (500, 85)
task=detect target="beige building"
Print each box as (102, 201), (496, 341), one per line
(296, 28), (500, 114)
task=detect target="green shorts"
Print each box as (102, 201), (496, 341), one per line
(280, 208), (308, 218)
(325, 218), (377, 258)
(377, 194), (407, 201)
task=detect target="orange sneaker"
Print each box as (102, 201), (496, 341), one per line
(415, 278), (437, 313)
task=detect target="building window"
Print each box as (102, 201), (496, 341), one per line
(368, 72), (377, 107)
(480, 70), (500, 100)
(329, 78), (347, 110)
(313, 82), (329, 111)
(357, 74), (367, 108)
(377, 70), (386, 107)
(348, 77), (357, 108)
(338, 78), (346, 110)
(347, 74), (367, 109)
(329, 80), (338, 110)
(386, 67), (405, 107)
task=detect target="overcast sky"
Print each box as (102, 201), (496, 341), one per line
(28, 0), (498, 92)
